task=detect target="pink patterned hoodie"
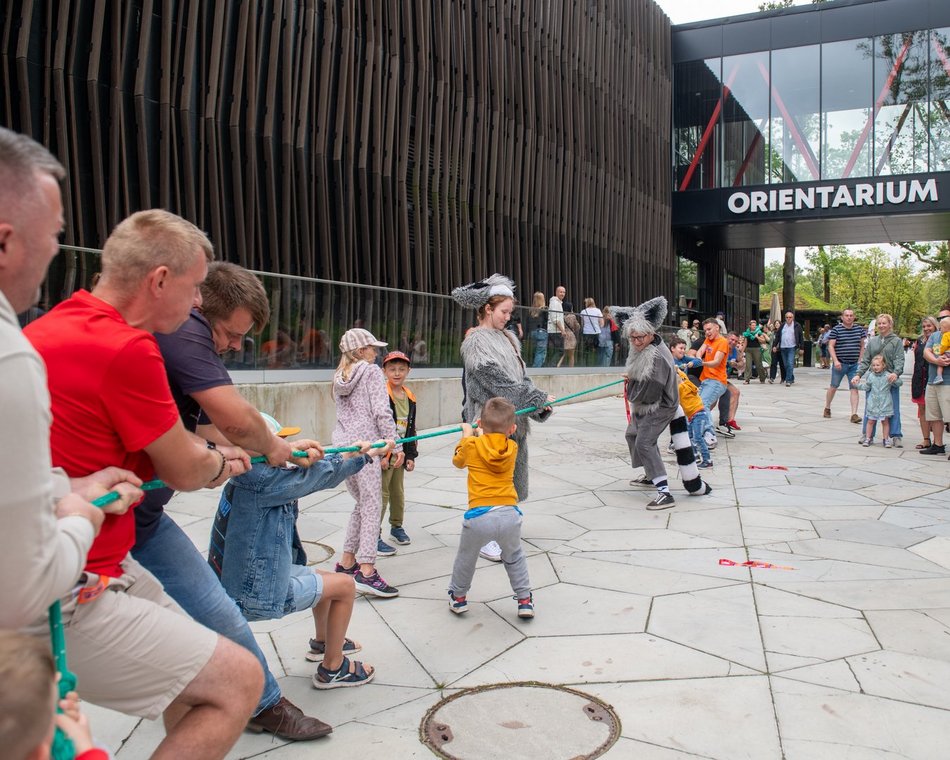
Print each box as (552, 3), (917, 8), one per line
(332, 360), (400, 448)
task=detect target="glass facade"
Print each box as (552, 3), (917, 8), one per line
(674, 28), (950, 189)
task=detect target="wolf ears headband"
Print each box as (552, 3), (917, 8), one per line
(609, 296), (667, 341)
(451, 273), (515, 309)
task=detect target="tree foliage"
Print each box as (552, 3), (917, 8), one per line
(798, 245), (946, 333)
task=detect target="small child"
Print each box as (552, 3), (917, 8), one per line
(0, 631), (107, 760)
(676, 368), (713, 468)
(333, 328), (402, 598)
(857, 354), (903, 447)
(933, 316), (950, 384)
(448, 397), (534, 619)
(209, 412), (390, 690)
(380, 351), (418, 550)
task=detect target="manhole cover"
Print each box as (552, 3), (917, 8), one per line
(301, 541), (334, 566)
(420, 682), (620, 759)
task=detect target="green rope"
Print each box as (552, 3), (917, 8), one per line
(45, 375), (623, 758)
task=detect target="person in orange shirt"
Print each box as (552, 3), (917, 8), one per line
(696, 317), (729, 413)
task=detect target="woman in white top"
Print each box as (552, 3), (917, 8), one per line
(579, 297), (604, 363)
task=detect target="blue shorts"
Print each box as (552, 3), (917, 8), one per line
(287, 564), (324, 614)
(829, 361), (858, 388)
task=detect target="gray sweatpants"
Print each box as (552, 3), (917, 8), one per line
(449, 507), (531, 598)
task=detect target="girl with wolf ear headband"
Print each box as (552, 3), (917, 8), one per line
(452, 274), (555, 503)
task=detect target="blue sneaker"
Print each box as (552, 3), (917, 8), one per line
(698, 460), (713, 469)
(517, 594), (535, 619)
(448, 590), (468, 614)
(389, 526), (411, 545)
(377, 537), (397, 556)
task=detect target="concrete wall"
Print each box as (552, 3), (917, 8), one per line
(235, 371), (626, 443)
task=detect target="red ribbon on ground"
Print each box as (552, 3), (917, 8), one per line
(747, 465), (788, 470)
(719, 558), (795, 570)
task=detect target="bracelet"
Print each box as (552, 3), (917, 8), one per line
(208, 448), (227, 485)
(206, 440), (217, 450)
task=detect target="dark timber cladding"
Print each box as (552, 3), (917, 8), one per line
(0, 1), (674, 306)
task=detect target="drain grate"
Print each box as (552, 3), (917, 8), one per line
(420, 682), (621, 760)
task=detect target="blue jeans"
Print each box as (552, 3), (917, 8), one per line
(781, 347), (797, 383)
(212, 455), (367, 621)
(598, 342), (614, 367)
(688, 410), (711, 463)
(862, 383), (902, 441)
(531, 329), (548, 368)
(699, 379), (726, 411)
(131, 512), (280, 715)
(830, 361), (859, 388)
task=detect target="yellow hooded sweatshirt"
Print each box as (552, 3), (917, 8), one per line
(452, 432), (519, 508)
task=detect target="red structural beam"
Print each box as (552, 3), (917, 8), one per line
(841, 36), (912, 179)
(679, 65), (739, 191)
(756, 60), (820, 180)
(733, 123), (764, 186)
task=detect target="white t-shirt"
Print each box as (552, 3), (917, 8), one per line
(579, 307), (603, 335)
(547, 297), (564, 333)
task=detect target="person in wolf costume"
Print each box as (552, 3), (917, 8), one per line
(610, 296), (711, 510)
(452, 274), (554, 503)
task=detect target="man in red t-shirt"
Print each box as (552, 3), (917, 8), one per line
(696, 318), (730, 412)
(25, 210), (262, 759)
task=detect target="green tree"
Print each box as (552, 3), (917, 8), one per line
(897, 241), (950, 303)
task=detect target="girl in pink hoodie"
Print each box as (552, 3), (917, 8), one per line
(333, 328), (400, 598)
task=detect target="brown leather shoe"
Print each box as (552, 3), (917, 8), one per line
(246, 697), (333, 740)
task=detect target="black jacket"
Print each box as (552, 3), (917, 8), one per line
(773, 321), (803, 350)
(387, 385), (418, 461)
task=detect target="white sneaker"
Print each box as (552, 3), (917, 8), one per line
(479, 541), (503, 562)
(703, 431), (718, 450)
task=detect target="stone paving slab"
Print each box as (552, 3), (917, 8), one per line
(84, 367), (950, 758)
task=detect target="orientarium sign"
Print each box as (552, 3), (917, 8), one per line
(727, 177), (939, 216)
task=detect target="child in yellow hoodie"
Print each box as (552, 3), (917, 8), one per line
(448, 397), (534, 619)
(677, 368), (714, 469)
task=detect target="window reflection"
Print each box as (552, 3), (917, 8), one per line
(931, 28), (950, 172)
(674, 58), (723, 189)
(723, 52), (770, 187)
(770, 45), (820, 183)
(674, 24), (950, 188)
(874, 31), (929, 176)
(821, 38), (874, 179)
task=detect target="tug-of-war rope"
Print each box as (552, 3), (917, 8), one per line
(48, 377), (624, 758)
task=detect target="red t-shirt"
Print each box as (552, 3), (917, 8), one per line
(699, 335), (730, 385)
(24, 291), (180, 577)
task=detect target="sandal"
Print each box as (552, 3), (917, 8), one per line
(306, 637), (361, 663)
(312, 656), (375, 690)
(915, 440), (932, 450)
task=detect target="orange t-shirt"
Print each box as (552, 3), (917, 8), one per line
(700, 335), (729, 385)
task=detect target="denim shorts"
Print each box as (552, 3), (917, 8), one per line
(829, 361), (858, 388)
(285, 564), (324, 616)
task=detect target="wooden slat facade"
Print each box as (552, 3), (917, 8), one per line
(2, 0), (674, 313)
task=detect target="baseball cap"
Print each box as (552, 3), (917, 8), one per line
(260, 412), (301, 438)
(383, 350), (412, 366)
(339, 328), (387, 353)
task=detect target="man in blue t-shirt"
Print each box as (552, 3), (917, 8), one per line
(130, 262), (347, 741)
(824, 308), (866, 422)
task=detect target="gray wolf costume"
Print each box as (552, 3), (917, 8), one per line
(453, 274), (551, 500)
(610, 296), (708, 498)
